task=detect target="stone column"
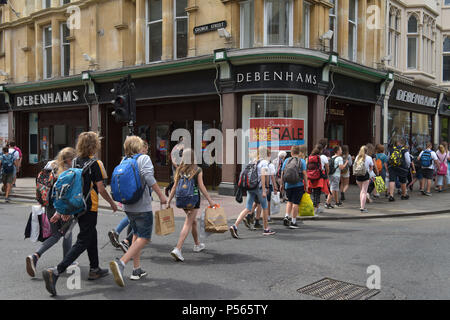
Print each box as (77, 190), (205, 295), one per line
(35, 23), (43, 81)
(8, 110), (14, 143)
(312, 94), (325, 146)
(90, 104), (100, 134)
(136, 0), (146, 65)
(254, 0), (264, 46)
(162, 0), (173, 60)
(374, 103), (382, 145)
(218, 92), (237, 196)
(338, 0), (349, 59)
(293, 0), (303, 46)
(51, 18), (61, 78)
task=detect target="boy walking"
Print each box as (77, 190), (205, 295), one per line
(326, 146), (347, 207)
(0, 147), (18, 202)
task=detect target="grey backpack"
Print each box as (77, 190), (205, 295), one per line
(283, 157), (302, 184)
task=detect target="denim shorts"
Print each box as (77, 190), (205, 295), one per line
(126, 211), (153, 240)
(246, 188), (268, 211)
(285, 186), (305, 205)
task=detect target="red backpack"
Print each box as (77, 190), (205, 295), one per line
(307, 155), (322, 180)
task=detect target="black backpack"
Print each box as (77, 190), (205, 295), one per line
(328, 156), (337, 175)
(238, 160), (260, 191)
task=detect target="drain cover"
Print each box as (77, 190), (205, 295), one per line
(297, 278), (380, 300)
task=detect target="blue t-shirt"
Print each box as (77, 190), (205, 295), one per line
(376, 153), (388, 174)
(281, 157), (306, 189)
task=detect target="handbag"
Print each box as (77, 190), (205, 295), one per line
(155, 207), (175, 236)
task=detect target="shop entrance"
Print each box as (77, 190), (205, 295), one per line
(326, 99), (373, 157)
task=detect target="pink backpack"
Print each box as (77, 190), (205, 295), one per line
(437, 153), (448, 176)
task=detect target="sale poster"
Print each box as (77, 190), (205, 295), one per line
(249, 118), (305, 151)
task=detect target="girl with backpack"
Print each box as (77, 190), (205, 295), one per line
(25, 147), (77, 278)
(340, 145), (353, 201)
(353, 146), (374, 213)
(0, 147), (16, 202)
(417, 142), (439, 196)
(436, 144), (450, 193)
(306, 144), (329, 215)
(167, 148), (217, 261)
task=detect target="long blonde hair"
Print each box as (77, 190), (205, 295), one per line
(438, 144), (446, 154)
(355, 146), (367, 164)
(174, 148), (199, 184)
(56, 147), (76, 176)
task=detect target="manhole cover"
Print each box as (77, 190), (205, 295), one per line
(297, 278), (380, 300)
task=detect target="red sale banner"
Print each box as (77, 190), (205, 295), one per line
(249, 118), (305, 151)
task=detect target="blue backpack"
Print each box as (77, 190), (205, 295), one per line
(52, 158), (95, 215)
(420, 150), (432, 167)
(1, 153), (15, 174)
(110, 154), (144, 204)
(176, 169), (200, 209)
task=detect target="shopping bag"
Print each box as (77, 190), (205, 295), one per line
(205, 205), (228, 233)
(298, 193), (314, 217)
(155, 207), (175, 236)
(270, 192), (281, 215)
(199, 209), (212, 239)
(31, 205), (43, 242)
(374, 176), (387, 193)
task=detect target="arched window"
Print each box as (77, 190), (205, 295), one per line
(407, 15), (418, 69)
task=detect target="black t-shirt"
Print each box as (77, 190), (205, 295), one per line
(74, 157), (108, 213)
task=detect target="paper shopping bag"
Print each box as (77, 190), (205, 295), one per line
(205, 205), (228, 233)
(155, 207), (175, 236)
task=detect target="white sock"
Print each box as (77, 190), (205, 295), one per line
(285, 213), (289, 218)
(292, 218), (296, 224)
(120, 260), (125, 267)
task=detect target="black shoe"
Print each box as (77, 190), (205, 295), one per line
(229, 225), (239, 239)
(118, 240), (129, 254)
(108, 230), (120, 248)
(26, 254), (38, 278)
(341, 193), (345, 201)
(283, 216), (290, 226)
(289, 222), (300, 229)
(324, 203), (334, 209)
(335, 202), (343, 207)
(254, 221), (262, 229)
(88, 267), (109, 280)
(42, 268), (59, 296)
(401, 194), (409, 200)
(388, 196), (395, 202)
(243, 214), (253, 230)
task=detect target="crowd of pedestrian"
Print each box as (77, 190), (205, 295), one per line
(9, 130), (449, 296)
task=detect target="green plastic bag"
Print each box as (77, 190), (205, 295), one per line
(299, 193), (315, 217)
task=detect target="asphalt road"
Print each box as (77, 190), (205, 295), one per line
(1, 199), (449, 300)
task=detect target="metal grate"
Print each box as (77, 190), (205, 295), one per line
(297, 278), (380, 300)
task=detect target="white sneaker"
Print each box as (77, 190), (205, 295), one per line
(318, 206), (324, 213)
(193, 243), (206, 252)
(170, 248), (184, 262)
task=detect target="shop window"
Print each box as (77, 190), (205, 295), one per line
(242, 93), (308, 164)
(155, 124), (170, 166)
(146, 0), (162, 63)
(329, 0), (338, 52)
(387, 109), (411, 147)
(264, 0), (293, 46)
(411, 112), (432, 155)
(443, 37), (450, 81)
(40, 127), (50, 162)
(61, 23), (70, 77)
(43, 25), (52, 79)
(29, 113), (39, 164)
(441, 118), (449, 142)
(302, 2), (311, 48)
(174, 0), (188, 59)
(240, 0), (254, 49)
(348, 0), (357, 61)
(53, 125), (68, 156)
(407, 15), (418, 69)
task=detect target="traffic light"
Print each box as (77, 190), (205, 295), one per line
(112, 93), (129, 122)
(111, 75), (136, 136)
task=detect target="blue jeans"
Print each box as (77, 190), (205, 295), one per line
(246, 188), (268, 211)
(115, 216), (130, 234)
(126, 211), (153, 240)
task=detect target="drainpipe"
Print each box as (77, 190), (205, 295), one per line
(383, 79), (395, 146)
(435, 92), (444, 146)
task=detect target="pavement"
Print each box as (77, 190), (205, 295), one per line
(5, 178), (450, 220)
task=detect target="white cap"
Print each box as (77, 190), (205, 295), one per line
(278, 151), (287, 158)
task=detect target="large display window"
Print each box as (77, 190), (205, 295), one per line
(242, 93), (308, 164)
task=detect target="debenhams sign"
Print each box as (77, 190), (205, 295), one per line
(16, 90), (80, 107)
(395, 89), (437, 108)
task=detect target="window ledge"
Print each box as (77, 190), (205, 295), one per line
(66, 35), (76, 42)
(185, 6), (199, 13)
(21, 46), (31, 52)
(114, 24), (128, 30)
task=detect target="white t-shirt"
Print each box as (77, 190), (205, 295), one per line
(9, 148), (19, 161)
(256, 159), (269, 188)
(331, 156), (343, 177)
(418, 150), (438, 170)
(320, 155), (329, 171)
(267, 162), (276, 186)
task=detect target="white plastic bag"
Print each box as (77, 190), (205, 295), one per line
(270, 192), (281, 215)
(31, 205), (44, 243)
(199, 209), (212, 240)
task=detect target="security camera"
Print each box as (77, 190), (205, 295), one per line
(320, 30), (334, 41)
(382, 55), (392, 62)
(218, 28), (231, 40)
(83, 53), (94, 62)
(0, 70), (8, 76)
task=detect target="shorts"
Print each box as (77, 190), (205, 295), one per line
(329, 175), (340, 191)
(415, 169), (423, 180)
(126, 211), (153, 240)
(246, 188), (268, 211)
(388, 167), (407, 184)
(436, 175), (446, 186)
(2, 172), (13, 185)
(267, 185), (273, 202)
(356, 173), (370, 182)
(422, 168), (434, 180)
(285, 186), (305, 205)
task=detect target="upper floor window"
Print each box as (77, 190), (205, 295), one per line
(146, 0), (162, 63)
(302, 2), (311, 48)
(388, 9), (400, 68)
(445, 0), (450, 6)
(348, 0), (357, 61)
(174, 0), (188, 59)
(61, 23), (70, 76)
(443, 37), (450, 81)
(240, 0), (254, 48)
(43, 0), (51, 9)
(0, 30), (3, 54)
(329, 0), (338, 52)
(422, 21), (434, 74)
(264, 0), (293, 46)
(407, 15), (418, 69)
(43, 25), (52, 79)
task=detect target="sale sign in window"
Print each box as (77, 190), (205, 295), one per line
(249, 118), (305, 150)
